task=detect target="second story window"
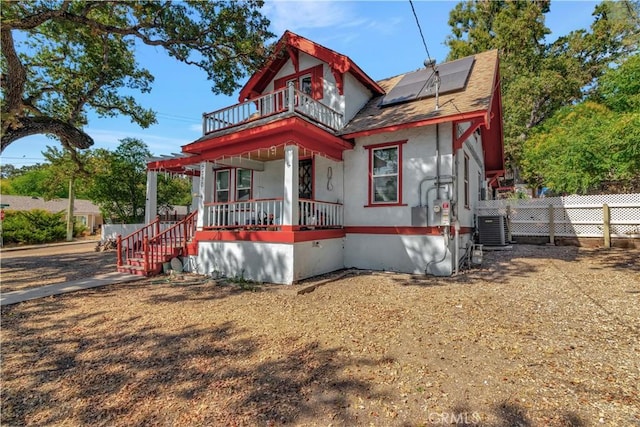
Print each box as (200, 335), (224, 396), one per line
(274, 65), (323, 100)
(236, 169), (252, 201)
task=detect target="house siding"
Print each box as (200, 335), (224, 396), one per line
(344, 234), (453, 276)
(313, 155), (344, 204)
(293, 238), (345, 281)
(191, 241), (294, 284)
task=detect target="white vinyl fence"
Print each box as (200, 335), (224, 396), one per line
(101, 222), (176, 240)
(478, 193), (640, 242)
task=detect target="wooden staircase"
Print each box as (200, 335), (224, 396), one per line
(117, 211), (198, 276)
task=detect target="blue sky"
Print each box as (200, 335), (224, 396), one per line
(1, 0), (599, 167)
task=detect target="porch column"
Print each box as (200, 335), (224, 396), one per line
(144, 170), (157, 225)
(196, 162), (213, 230)
(282, 145), (299, 231)
(190, 175), (200, 214)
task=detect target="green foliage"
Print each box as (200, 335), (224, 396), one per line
(2, 209), (67, 244)
(157, 174), (192, 212)
(3, 165), (59, 197)
(1, 0), (273, 151)
(596, 54), (640, 113)
(522, 102), (640, 194)
(445, 0), (640, 173)
(88, 138), (150, 223)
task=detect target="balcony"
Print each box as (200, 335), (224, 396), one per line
(202, 84), (344, 135)
(204, 198), (343, 230)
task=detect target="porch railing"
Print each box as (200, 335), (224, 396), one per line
(299, 199), (343, 228)
(202, 85), (343, 134)
(206, 199), (284, 229)
(204, 198), (343, 229)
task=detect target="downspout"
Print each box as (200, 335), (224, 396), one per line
(435, 123), (440, 195)
(454, 220), (460, 275)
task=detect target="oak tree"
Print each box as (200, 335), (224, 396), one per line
(1, 1), (272, 152)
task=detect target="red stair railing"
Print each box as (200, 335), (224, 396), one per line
(144, 211), (198, 274)
(117, 216), (161, 268)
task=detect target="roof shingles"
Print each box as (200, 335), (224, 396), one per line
(340, 49), (498, 136)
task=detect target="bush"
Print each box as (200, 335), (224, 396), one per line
(2, 209), (67, 244)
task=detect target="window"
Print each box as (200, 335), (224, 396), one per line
(299, 74), (312, 95)
(464, 154), (470, 208)
(236, 169), (252, 201)
(215, 170), (230, 202)
(274, 65), (323, 99)
(366, 141), (406, 206)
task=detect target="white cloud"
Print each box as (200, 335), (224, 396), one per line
(263, 1), (358, 34)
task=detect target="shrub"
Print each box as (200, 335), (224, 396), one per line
(2, 209), (67, 244)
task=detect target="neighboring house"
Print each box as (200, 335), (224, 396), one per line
(137, 31), (504, 283)
(0, 195), (103, 233)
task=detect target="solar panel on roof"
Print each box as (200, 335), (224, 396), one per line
(380, 68), (434, 107)
(419, 56), (475, 99)
(380, 56), (475, 107)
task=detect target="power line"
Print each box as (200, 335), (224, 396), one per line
(409, 0), (432, 64)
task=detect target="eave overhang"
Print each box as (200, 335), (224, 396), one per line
(148, 117), (352, 172)
(239, 31), (384, 101)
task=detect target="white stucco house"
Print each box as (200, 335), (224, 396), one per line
(118, 31), (504, 282)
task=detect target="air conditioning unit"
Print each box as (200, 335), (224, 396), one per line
(477, 215), (508, 246)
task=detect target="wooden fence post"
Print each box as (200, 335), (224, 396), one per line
(548, 204), (555, 245)
(603, 204), (611, 248)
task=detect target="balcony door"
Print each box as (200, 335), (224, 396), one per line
(299, 159), (313, 199)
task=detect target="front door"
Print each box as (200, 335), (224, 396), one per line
(299, 159), (313, 199)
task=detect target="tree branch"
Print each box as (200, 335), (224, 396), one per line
(1, 116), (93, 153)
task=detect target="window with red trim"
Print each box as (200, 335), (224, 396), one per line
(366, 141), (406, 206)
(274, 65), (323, 100)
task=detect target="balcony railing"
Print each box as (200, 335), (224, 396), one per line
(204, 198), (343, 229)
(202, 84), (343, 134)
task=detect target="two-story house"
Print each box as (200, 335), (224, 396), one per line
(119, 31), (504, 283)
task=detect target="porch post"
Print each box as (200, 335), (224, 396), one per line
(190, 175), (200, 214)
(144, 170), (158, 225)
(196, 162), (213, 230)
(282, 145), (299, 231)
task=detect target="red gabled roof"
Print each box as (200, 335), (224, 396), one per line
(238, 30), (385, 101)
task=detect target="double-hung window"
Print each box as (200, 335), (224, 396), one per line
(236, 169), (252, 201)
(366, 141), (406, 206)
(215, 170), (230, 202)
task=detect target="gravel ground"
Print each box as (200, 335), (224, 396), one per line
(1, 244), (639, 426)
(0, 241), (115, 293)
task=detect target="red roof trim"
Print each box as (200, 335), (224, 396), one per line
(239, 31), (384, 102)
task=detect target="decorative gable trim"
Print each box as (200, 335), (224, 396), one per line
(239, 31), (384, 102)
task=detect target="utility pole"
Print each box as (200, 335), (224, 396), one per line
(66, 177), (75, 241)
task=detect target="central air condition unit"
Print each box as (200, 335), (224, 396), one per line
(477, 215), (508, 246)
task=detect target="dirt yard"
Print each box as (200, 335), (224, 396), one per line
(0, 241), (115, 293)
(1, 245), (638, 426)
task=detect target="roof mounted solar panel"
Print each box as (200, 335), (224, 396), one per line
(380, 68), (435, 107)
(419, 56), (475, 99)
